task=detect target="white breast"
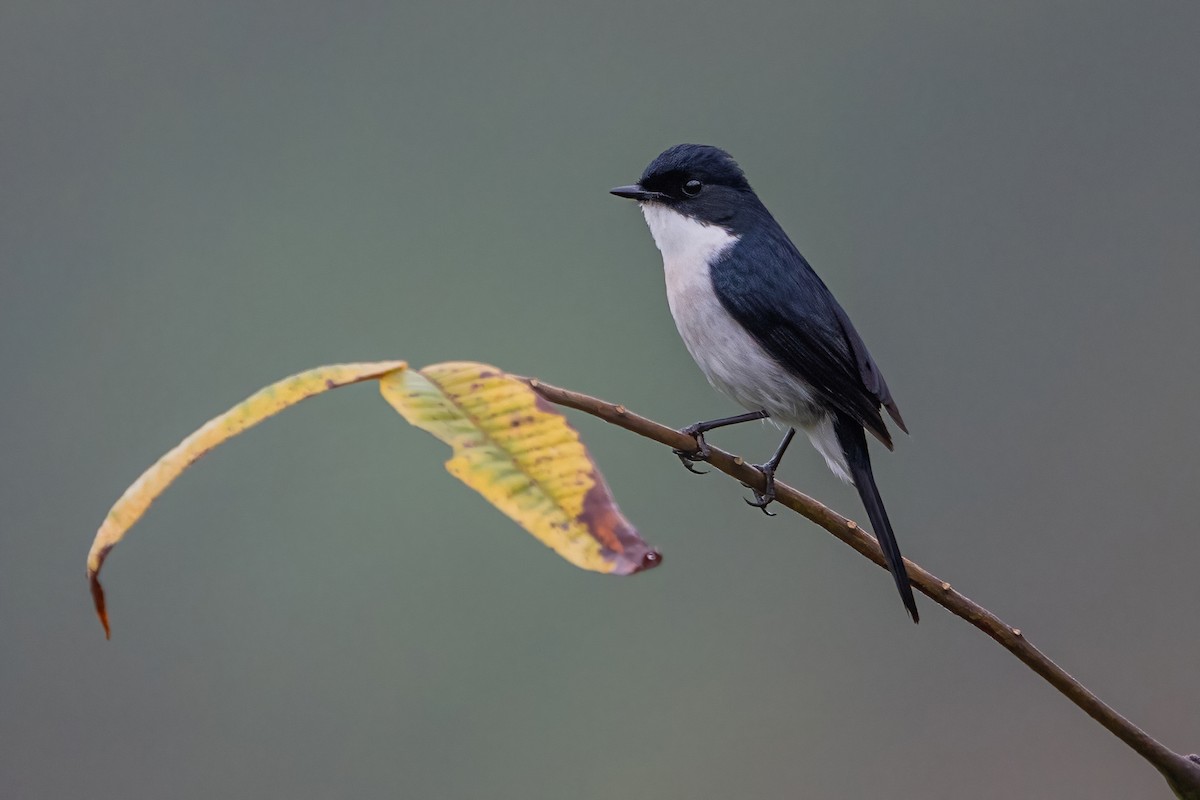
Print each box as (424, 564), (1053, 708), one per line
(640, 203), (851, 482)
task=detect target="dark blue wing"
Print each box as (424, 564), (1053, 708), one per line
(710, 227), (905, 447)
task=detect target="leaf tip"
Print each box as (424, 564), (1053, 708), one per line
(578, 478), (661, 575)
(87, 544), (114, 639)
(89, 571), (111, 639)
(638, 549), (663, 571)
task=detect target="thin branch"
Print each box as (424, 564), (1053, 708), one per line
(523, 377), (1200, 800)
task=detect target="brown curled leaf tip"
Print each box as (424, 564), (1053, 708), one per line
(88, 542), (115, 637)
(90, 573), (111, 639)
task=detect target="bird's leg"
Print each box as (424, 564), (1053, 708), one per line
(744, 428), (796, 516)
(674, 410), (769, 474)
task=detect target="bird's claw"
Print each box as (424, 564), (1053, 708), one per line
(743, 493), (777, 516)
(742, 463), (778, 516)
(673, 427), (712, 474)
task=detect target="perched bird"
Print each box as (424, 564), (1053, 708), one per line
(612, 144), (918, 623)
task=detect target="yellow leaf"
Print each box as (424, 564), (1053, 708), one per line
(85, 361), (407, 638)
(380, 362), (660, 577)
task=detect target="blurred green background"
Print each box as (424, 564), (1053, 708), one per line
(3, 2), (1199, 797)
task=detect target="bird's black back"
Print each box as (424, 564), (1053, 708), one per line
(709, 214), (906, 447)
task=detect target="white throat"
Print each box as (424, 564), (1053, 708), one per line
(640, 202), (739, 337)
(640, 203), (737, 270)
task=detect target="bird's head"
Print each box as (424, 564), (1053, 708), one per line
(610, 144), (756, 229)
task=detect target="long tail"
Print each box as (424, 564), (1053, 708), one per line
(834, 413), (919, 623)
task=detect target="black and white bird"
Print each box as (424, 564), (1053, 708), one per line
(612, 144), (918, 623)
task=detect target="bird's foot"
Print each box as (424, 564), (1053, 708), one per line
(734, 429), (792, 515)
(743, 462), (779, 516)
(673, 411), (772, 475)
(673, 424), (712, 474)
(741, 428), (794, 517)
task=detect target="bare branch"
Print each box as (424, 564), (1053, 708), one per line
(523, 377), (1200, 799)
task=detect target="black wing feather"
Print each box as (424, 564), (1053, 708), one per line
(710, 227), (904, 446)
(831, 301), (907, 434)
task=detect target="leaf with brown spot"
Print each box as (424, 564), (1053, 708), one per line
(380, 362), (660, 576)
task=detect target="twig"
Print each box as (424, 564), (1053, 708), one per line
(522, 377), (1200, 799)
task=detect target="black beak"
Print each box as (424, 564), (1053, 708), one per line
(610, 184), (665, 202)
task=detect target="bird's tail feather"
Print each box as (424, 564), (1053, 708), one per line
(834, 414), (919, 623)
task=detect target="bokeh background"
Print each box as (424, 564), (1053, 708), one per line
(3, 2), (1199, 798)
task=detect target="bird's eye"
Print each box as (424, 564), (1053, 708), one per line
(682, 179), (703, 197)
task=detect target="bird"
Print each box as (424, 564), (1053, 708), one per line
(611, 143), (918, 623)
